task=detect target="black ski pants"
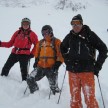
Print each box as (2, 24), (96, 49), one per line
(1, 53), (30, 81)
(27, 67), (58, 90)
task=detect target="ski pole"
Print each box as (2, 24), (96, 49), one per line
(24, 86), (28, 95)
(97, 76), (106, 108)
(57, 69), (67, 104)
(48, 89), (52, 99)
(24, 59), (30, 95)
(27, 59), (30, 75)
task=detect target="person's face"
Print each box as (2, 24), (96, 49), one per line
(71, 20), (83, 33)
(42, 30), (52, 41)
(22, 21), (30, 30)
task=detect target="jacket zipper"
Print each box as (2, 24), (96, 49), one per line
(85, 44), (93, 58)
(78, 41), (81, 54)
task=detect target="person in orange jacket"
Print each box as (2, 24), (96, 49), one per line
(0, 18), (38, 81)
(60, 14), (107, 108)
(27, 25), (64, 94)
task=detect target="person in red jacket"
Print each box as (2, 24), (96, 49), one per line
(0, 18), (38, 81)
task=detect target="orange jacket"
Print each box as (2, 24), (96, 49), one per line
(34, 38), (64, 68)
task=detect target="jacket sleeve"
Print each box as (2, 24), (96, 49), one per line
(55, 39), (64, 63)
(30, 31), (38, 55)
(0, 31), (18, 48)
(33, 42), (40, 58)
(89, 31), (108, 70)
(60, 34), (70, 55)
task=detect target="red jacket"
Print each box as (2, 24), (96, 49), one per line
(0, 27), (38, 55)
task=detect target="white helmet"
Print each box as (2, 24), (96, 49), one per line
(21, 17), (31, 25)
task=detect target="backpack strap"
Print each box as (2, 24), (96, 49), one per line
(69, 28), (96, 61)
(84, 27), (96, 60)
(51, 37), (57, 59)
(27, 30), (32, 44)
(80, 27), (96, 61)
(37, 37), (57, 60)
(37, 39), (44, 58)
(16, 29), (32, 44)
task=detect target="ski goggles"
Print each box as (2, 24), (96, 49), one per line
(22, 22), (30, 26)
(71, 20), (82, 27)
(42, 30), (52, 36)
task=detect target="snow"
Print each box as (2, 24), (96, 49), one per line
(0, 0), (108, 108)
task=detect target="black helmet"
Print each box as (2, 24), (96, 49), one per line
(41, 25), (53, 36)
(21, 17), (31, 25)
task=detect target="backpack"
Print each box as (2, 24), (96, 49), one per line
(37, 37), (57, 61)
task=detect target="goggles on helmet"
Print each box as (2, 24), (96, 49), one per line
(71, 20), (82, 26)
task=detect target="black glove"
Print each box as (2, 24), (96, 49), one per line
(29, 54), (34, 59)
(94, 62), (102, 77)
(94, 69), (99, 77)
(33, 58), (38, 68)
(53, 61), (62, 71)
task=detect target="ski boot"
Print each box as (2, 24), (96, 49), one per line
(51, 87), (60, 95)
(27, 77), (39, 93)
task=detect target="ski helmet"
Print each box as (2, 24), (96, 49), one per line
(21, 17), (31, 25)
(41, 25), (53, 36)
(71, 14), (83, 25)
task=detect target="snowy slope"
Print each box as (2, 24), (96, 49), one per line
(0, 0), (108, 108)
(0, 0), (105, 11)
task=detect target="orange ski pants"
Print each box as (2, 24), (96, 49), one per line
(68, 72), (99, 108)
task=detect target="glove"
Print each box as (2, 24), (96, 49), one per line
(53, 61), (62, 71)
(94, 69), (99, 77)
(33, 58), (38, 68)
(29, 54), (34, 59)
(94, 62), (102, 77)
